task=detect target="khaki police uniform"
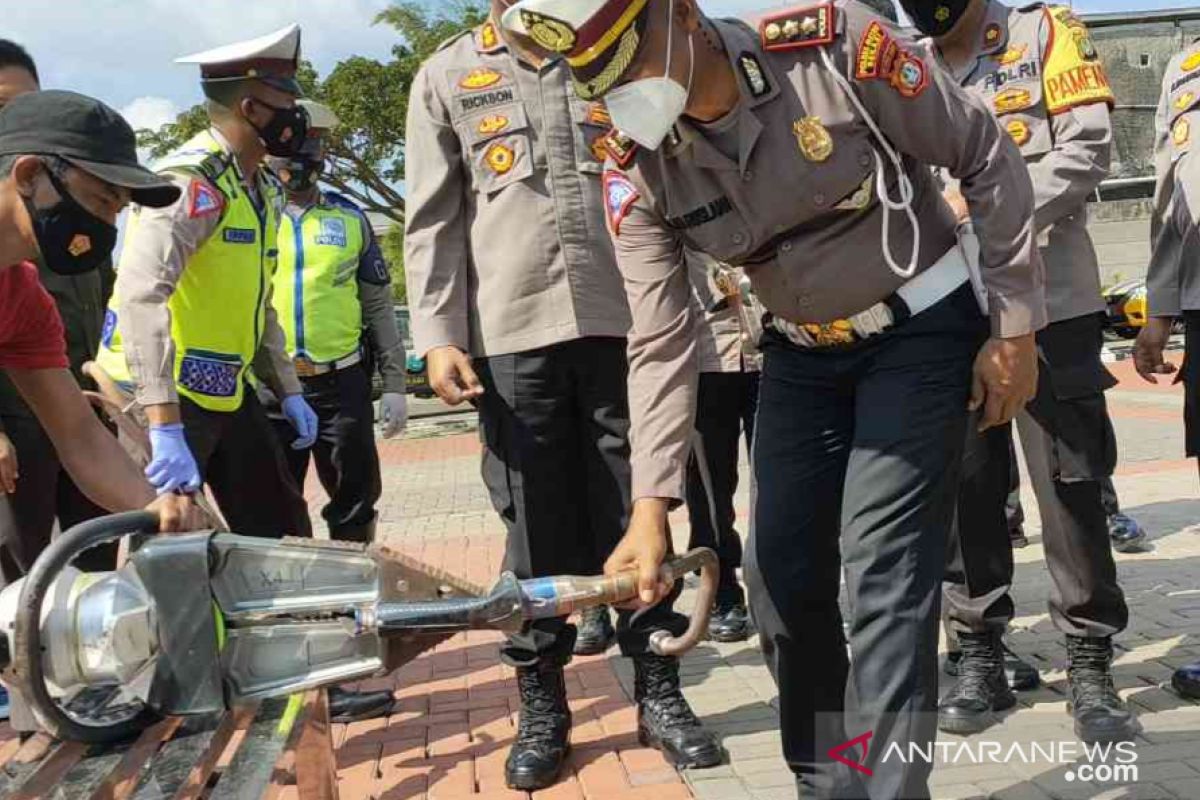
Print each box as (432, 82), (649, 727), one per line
(100, 127), (311, 538)
(1147, 36), (1200, 453)
(684, 251), (759, 609)
(939, 1), (1128, 643)
(404, 20), (685, 665)
(261, 190), (405, 543)
(598, 4), (1045, 795)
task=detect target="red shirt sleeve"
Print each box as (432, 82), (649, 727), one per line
(0, 262), (69, 371)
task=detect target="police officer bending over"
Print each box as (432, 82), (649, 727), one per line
(1134, 34), (1200, 703)
(503, 0), (1044, 797)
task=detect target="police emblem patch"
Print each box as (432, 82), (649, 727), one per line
(1006, 119), (1031, 146)
(994, 88), (1033, 114)
(315, 217), (348, 247)
(477, 114), (510, 135)
(739, 54), (769, 98)
(793, 117), (833, 162)
(1175, 118), (1191, 148)
(603, 171), (639, 235)
(67, 234), (92, 257)
(459, 68), (503, 91)
(186, 179), (223, 219)
(890, 54), (928, 98)
(485, 142), (515, 174)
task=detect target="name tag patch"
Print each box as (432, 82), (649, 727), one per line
(667, 196), (733, 230)
(459, 87), (515, 114)
(314, 217), (348, 247)
(223, 227), (257, 245)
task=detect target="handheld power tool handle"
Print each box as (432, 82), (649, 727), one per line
(11, 511), (161, 743)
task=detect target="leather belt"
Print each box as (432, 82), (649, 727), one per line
(770, 245), (971, 348)
(293, 351), (362, 378)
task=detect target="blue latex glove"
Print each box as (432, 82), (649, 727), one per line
(146, 423), (201, 495)
(282, 394), (319, 450)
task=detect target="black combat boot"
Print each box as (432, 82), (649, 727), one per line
(634, 654), (723, 769)
(328, 686), (396, 723)
(937, 631), (1016, 735)
(505, 661), (572, 790)
(943, 641), (1041, 691)
(574, 605), (615, 655)
(1172, 660), (1200, 699)
(708, 599), (753, 643)
(1066, 635), (1137, 742)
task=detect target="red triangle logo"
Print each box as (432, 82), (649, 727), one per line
(828, 731), (874, 776)
(187, 179), (223, 219)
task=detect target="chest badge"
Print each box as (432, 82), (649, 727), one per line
(995, 45), (1026, 66)
(1176, 92), (1196, 111)
(1182, 51), (1200, 73)
(1006, 119), (1031, 146)
(484, 142), (516, 175)
(477, 114), (510, 135)
(460, 68), (503, 91)
(794, 117), (833, 163)
(1174, 118), (1191, 148)
(994, 88), (1032, 114)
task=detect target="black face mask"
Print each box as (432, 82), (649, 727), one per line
(277, 157), (323, 192)
(898, 0), (971, 36)
(24, 167), (118, 276)
(250, 100), (310, 158)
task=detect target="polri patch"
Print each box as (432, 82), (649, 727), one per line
(760, 4), (836, 52)
(223, 227), (257, 244)
(603, 171), (639, 235)
(186, 179), (223, 219)
(314, 217), (348, 247)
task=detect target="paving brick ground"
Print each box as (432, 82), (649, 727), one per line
(319, 356), (1200, 800)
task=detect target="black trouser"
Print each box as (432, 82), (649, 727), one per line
(265, 365), (381, 542)
(945, 313), (1128, 640)
(181, 392), (312, 539)
(0, 415), (110, 589)
(475, 337), (687, 667)
(685, 370), (760, 607)
(745, 286), (985, 800)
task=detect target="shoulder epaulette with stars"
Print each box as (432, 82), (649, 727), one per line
(602, 129), (638, 169)
(759, 3), (837, 52)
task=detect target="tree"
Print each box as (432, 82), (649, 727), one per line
(135, 0), (486, 227)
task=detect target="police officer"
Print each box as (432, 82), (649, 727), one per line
(96, 25), (317, 537)
(685, 251), (759, 642)
(94, 27), (393, 723)
(502, 0), (1043, 796)
(263, 100), (408, 543)
(914, 0), (1135, 742)
(405, 3), (720, 789)
(1133, 35), (1200, 702)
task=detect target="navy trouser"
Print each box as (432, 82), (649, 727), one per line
(745, 285), (985, 800)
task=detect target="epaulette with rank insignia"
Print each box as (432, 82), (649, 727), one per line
(602, 129), (638, 168)
(759, 3), (837, 52)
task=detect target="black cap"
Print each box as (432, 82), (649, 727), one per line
(0, 90), (180, 208)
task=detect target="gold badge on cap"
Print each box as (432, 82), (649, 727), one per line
(1174, 118), (1191, 148)
(485, 142), (515, 174)
(793, 117), (833, 163)
(934, 6), (951, 22)
(520, 10), (576, 53)
(68, 234), (92, 257)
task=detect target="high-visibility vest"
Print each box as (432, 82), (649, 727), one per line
(273, 195), (365, 364)
(97, 129), (281, 413)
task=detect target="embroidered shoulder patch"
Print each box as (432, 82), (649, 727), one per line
(855, 21), (890, 80)
(186, 179), (223, 219)
(603, 171), (639, 235)
(852, 19), (927, 98)
(1042, 7), (1113, 114)
(602, 129), (639, 168)
(760, 4), (837, 52)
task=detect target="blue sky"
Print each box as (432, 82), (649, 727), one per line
(6, 0), (1193, 135)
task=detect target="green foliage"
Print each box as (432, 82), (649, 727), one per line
(133, 0), (486, 233)
(380, 225), (407, 304)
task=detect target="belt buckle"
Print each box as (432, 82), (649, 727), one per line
(804, 320), (858, 347)
(294, 356), (317, 378)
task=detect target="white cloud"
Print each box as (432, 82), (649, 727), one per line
(119, 96), (179, 133)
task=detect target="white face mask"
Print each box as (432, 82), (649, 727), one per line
(604, 0), (694, 151)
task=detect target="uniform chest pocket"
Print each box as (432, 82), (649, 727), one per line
(460, 103), (535, 196)
(569, 99), (613, 173)
(980, 63), (1051, 157)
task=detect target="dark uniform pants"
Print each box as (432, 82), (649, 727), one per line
(745, 286), (986, 800)
(685, 370), (760, 606)
(1182, 311), (1200, 458)
(182, 392), (312, 539)
(475, 337), (688, 667)
(0, 415), (110, 588)
(267, 365), (382, 542)
(945, 313), (1128, 640)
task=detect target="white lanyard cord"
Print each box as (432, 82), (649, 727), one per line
(818, 47), (921, 279)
